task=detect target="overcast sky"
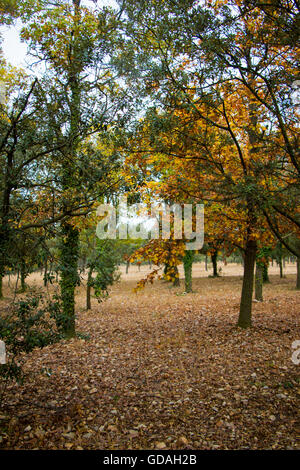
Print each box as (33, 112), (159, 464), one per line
(2, 20), (27, 67)
(1, 0), (118, 68)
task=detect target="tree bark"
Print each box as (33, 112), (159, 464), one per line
(86, 266), (93, 310)
(211, 250), (218, 277)
(59, 223), (79, 338)
(277, 243), (283, 278)
(20, 260), (27, 293)
(296, 257), (300, 290)
(238, 239), (257, 328)
(263, 263), (270, 283)
(0, 225), (9, 300)
(58, 0), (82, 338)
(173, 265), (180, 287)
(183, 250), (193, 292)
(255, 262), (263, 301)
(279, 258), (283, 278)
(43, 259), (48, 287)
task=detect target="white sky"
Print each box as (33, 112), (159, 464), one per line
(1, 0), (118, 68)
(1, 20), (27, 67)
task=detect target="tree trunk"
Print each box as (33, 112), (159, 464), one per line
(20, 260), (27, 293)
(279, 260), (283, 278)
(43, 259), (48, 287)
(255, 262), (263, 301)
(173, 265), (180, 286)
(0, 225), (9, 300)
(57, 0), (82, 337)
(296, 257), (300, 290)
(86, 266), (93, 310)
(237, 239), (257, 328)
(205, 254), (208, 271)
(183, 250), (193, 292)
(263, 263), (270, 283)
(164, 263), (180, 286)
(59, 223), (79, 338)
(126, 260), (130, 274)
(279, 258), (283, 278)
(163, 263), (170, 280)
(211, 250), (218, 277)
(277, 243), (283, 278)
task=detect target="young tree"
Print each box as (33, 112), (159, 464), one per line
(118, 0), (299, 327)
(21, 0), (128, 335)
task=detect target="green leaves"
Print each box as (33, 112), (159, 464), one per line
(87, 239), (121, 302)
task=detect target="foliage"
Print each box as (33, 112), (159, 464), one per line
(0, 270), (299, 449)
(91, 240), (121, 301)
(0, 293), (61, 387)
(118, 0), (299, 327)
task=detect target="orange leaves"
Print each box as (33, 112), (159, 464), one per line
(129, 238), (186, 291)
(1, 267), (299, 450)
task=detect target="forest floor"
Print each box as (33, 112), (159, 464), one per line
(0, 262), (299, 450)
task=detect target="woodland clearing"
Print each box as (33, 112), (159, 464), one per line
(0, 262), (299, 450)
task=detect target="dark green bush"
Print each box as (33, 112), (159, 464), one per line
(0, 293), (62, 386)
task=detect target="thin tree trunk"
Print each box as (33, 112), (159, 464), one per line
(279, 258), (283, 278)
(255, 262), (263, 301)
(296, 257), (300, 290)
(126, 260), (130, 274)
(59, 223), (79, 338)
(277, 242), (283, 278)
(86, 266), (93, 310)
(238, 57), (260, 327)
(263, 263), (270, 283)
(205, 254), (208, 271)
(173, 265), (180, 286)
(58, 0), (82, 338)
(20, 272), (26, 293)
(86, 283), (91, 310)
(163, 263), (170, 280)
(20, 260), (27, 293)
(0, 226), (9, 299)
(183, 250), (193, 292)
(238, 239), (257, 328)
(211, 250), (218, 277)
(163, 263), (180, 286)
(43, 259), (48, 287)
